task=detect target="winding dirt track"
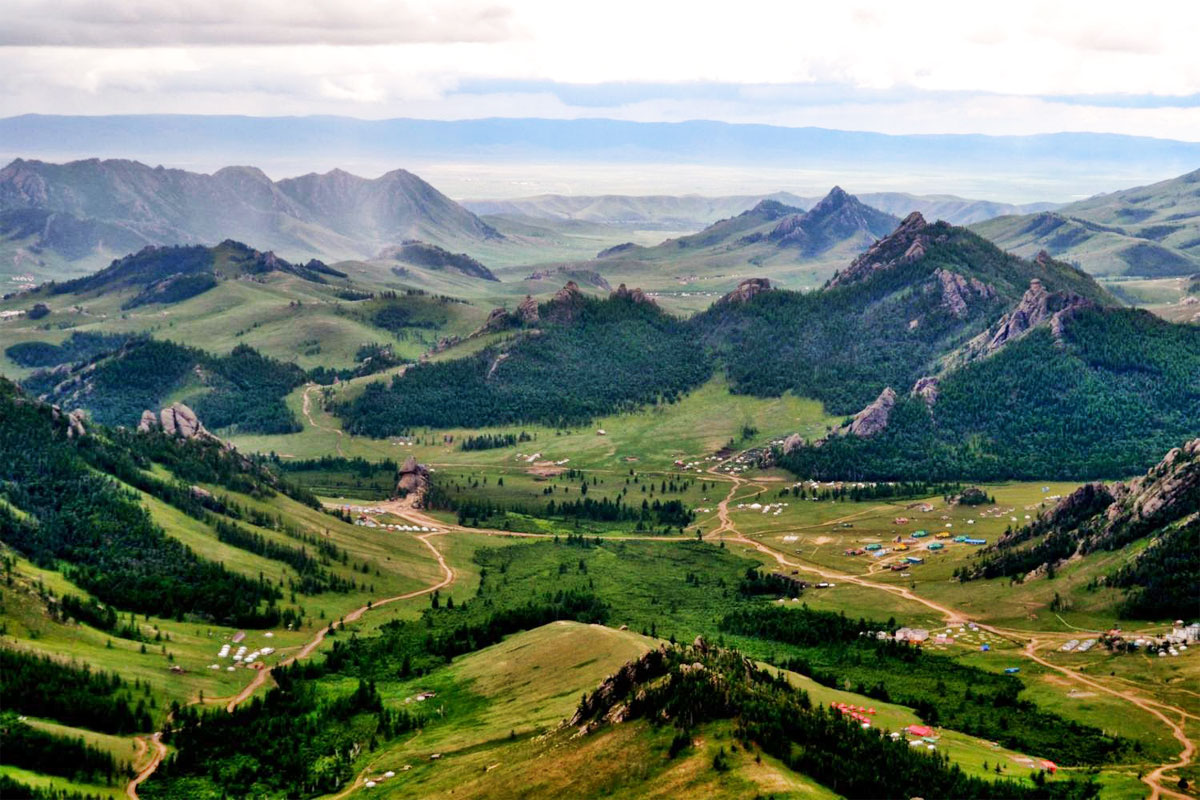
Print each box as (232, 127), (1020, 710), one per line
(302, 384), (345, 457)
(126, 532), (455, 799)
(125, 733), (167, 800)
(704, 464), (1195, 800)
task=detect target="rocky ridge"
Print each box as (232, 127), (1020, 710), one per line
(827, 211), (932, 288)
(965, 274), (1096, 359)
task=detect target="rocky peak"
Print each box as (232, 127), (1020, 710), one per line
(1114, 438), (1200, 528)
(517, 294), (539, 324)
(967, 278), (1095, 359)
(846, 387), (896, 438)
(610, 283), (654, 305)
(717, 277), (771, 305)
(828, 212), (930, 288)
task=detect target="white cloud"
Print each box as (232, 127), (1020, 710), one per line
(0, 0), (1197, 138)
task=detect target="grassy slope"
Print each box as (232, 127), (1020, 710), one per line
(232, 373), (837, 473)
(318, 622), (1110, 799)
(971, 169), (1200, 278)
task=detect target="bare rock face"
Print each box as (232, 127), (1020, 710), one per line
(717, 277), (771, 305)
(968, 279), (1095, 359)
(66, 409), (86, 438)
(847, 387), (896, 438)
(478, 306), (514, 335)
(396, 455), (431, 502)
(160, 403), (207, 439)
(517, 294), (540, 324)
(610, 283), (654, 305)
(553, 280), (582, 304)
(569, 645), (670, 731)
(782, 432), (804, 454)
(138, 410), (159, 432)
(933, 268), (996, 318)
(912, 376), (940, 407)
(1113, 438), (1200, 528)
(829, 211), (928, 288)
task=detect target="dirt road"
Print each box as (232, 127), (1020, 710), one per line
(127, 531), (454, 799)
(703, 462), (1195, 799)
(125, 733), (167, 800)
(302, 384), (345, 457)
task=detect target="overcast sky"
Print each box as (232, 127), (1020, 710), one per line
(2, 0), (1198, 140)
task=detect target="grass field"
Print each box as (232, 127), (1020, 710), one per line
(232, 373), (838, 474)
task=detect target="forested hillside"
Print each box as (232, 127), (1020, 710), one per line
(960, 438), (1199, 619)
(778, 308), (1200, 480)
(339, 287), (710, 434)
(22, 337), (306, 433)
(692, 214), (1109, 415)
(0, 378), (288, 624)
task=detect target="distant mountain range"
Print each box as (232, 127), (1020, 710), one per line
(971, 169), (1200, 277)
(467, 191), (1057, 230)
(3, 114), (1199, 202)
(0, 157), (501, 282)
(560, 187), (901, 289)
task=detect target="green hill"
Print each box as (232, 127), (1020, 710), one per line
(692, 213), (1111, 415)
(972, 168), (1200, 277)
(778, 306), (1200, 480)
(338, 283), (710, 435)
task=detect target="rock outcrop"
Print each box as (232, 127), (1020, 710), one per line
(541, 281), (587, 324)
(781, 432), (804, 454)
(985, 438), (1199, 571)
(395, 456), (431, 503)
(569, 645), (670, 732)
(846, 387), (896, 438)
(933, 268), (996, 318)
(912, 376), (940, 407)
(967, 278), (1095, 359)
(66, 409), (86, 438)
(478, 306), (515, 335)
(160, 403), (205, 439)
(517, 294), (540, 324)
(137, 410), (158, 432)
(610, 283), (654, 305)
(716, 277), (771, 305)
(828, 211), (931, 288)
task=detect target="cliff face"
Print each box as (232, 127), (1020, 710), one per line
(965, 277), (1095, 359)
(716, 277), (771, 305)
(845, 386), (896, 438)
(989, 438), (1200, 558)
(827, 211), (930, 288)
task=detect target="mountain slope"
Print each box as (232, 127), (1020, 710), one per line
(0, 158), (502, 279)
(777, 304), (1200, 481)
(692, 212), (1111, 415)
(575, 188), (898, 291)
(338, 283), (711, 435)
(972, 168), (1200, 277)
(963, 438), (1199, 619)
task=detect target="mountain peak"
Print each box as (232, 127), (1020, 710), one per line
(827, 211), (933, 288)
(769, 188), (897, 256)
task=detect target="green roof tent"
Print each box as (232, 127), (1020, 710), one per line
(928, 542), (944, 550)
(864, 543), (883, 551)
(912, 530), (929, 537)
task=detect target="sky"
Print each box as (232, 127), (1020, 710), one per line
(2, 0), (1199, 140)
